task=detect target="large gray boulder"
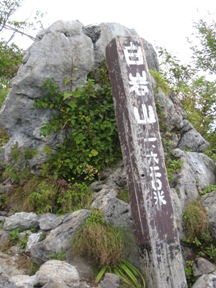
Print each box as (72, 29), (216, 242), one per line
(0, 20), (95, 167)
(0, 20), (160, 168)
(173, 149), (216, 202)
(0, 21), (140, 168)
(192, 271), (216, 288)
(3, 212), (39, 231)
(30, 209), (90, 264)
(168, 149), (216, 235)
(35, 260), (80, 288)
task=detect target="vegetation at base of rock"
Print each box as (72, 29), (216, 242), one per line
(183, 199), (216, 286)
(182, 200), (216, 264)
(2, 175), (93, 214)
(35, 61), (122, 182)
(184, 260), (196, 288)
(0, 142), (38, 184)
(166, 154), (183, 184)
(49, 250), (66, 261)
(183, 200), (209, 242)
(0, 129), (10, 144)
(72, 209), (125, 266)
(96, 260), (146, 288)
(72, 209), (145, 287)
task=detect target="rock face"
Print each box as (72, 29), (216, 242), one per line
(0, 20), (158, 168)
(201, 190), (216, 239)
(30, 209), (91, 265)
(3, 212), (39, 230)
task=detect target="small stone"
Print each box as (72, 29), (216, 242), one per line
(98, 273), (120, 288)
(192, 257), (216, 277)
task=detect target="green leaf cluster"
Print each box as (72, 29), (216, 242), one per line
(35, 62), (121, 181)
(96, 260), (146, 288)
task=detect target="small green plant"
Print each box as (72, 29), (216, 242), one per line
(96, 260), (146, 288)
(200, 185), (216, 195)
(3, 164), (21, 183)
(0, 87), (9, 108)
(19, 232), (29, 249)
(56, 181), (92, 214)
(28, 179), (56, 214)
(49, 250), (66, 261)
(8, 229), (29, 248)
(165, 152), (183, 185)
(185, 260), (196, 288)
(204, 244), (216, 262)
(72, 209), (145, 287)
(0, 194), (7, 210)
(117, 188), (129, 203)
(9, 229), (21, 241)
(0, 129), (10, 144)
(149, 69), (170, 94)
(39, 232), (46, 241)
(27, 260), (40, 276)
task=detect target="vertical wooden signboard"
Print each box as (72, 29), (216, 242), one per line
(106, 37), (187, 288)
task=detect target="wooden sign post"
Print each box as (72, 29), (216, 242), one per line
(106, 37), (187, 288)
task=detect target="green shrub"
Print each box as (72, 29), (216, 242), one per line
(35, 61), (122, 181)
(28, 179), (56, 213)
(56, 181), (93, 214)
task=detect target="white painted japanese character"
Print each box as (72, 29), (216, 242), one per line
(151, 178), (162, 191)
(123, 42), (144, 65)
(144, 137), (157, 142)
(153, 191), (167, 206)
(129, 71), (149, 96)
(150, 166), (162, 191)
(134, 104), (156, 124)
(146, 151), (159, 164)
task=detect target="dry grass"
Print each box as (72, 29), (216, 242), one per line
(183, 200), (209, 242)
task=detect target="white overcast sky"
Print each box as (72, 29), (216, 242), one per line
(11, 0), (216, 63)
